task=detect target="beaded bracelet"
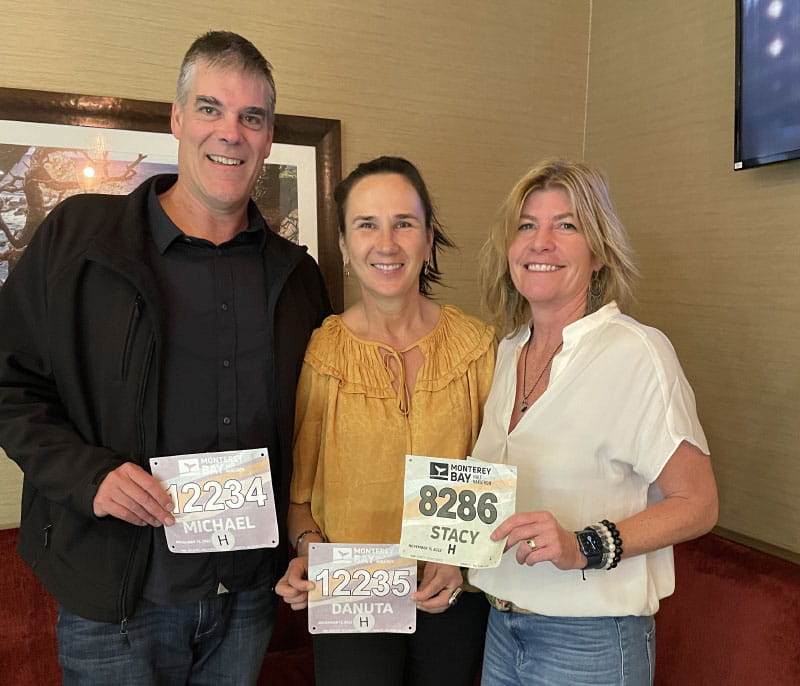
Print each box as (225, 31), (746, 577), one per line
(600, 519), (623, 569)
(592, 519), (623, 570)
(295, 529), (326, 554)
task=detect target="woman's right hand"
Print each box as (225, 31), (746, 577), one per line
(492, 510), (585, 570)
(275, 555), (315, 610)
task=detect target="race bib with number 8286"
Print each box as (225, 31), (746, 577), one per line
(400, 455), (517, 568)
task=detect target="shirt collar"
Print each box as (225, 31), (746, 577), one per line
(147, 177), (269, 254)
(512, 302), (621, 350)
(561, 302), (620, 349)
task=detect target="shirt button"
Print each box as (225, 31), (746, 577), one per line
(222, 416), (231, 425)
(222, 359), (231, 368)
(221, 303), (228, 311)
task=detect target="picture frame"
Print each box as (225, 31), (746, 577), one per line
(0, 87), (343, 311)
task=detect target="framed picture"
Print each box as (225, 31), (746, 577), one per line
(0, 87), (343, 310)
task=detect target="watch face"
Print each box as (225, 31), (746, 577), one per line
(579, 530), (603, 554)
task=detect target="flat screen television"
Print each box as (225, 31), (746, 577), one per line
(735, 0), (800, 169)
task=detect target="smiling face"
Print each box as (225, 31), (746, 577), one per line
(508, 187), (601, 316)
(170, 60), (274, 218)
(339, 173), (433, 306)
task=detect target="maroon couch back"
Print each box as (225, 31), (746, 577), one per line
(1, 527), (797, 685)
(655, 533), (799, 685)
(0, 527), (313, 685)
(0, 528), (59, 684)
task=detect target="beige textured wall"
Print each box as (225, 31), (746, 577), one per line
(3, 1), (798, 559)
(0, 1), (591, 526)
(586, 1), (800, 555)
(0, 449), (22, 528)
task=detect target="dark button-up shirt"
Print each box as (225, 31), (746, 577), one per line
(142, 184), (275, 603)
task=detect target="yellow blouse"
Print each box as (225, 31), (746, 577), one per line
(290, 305), (496, 544)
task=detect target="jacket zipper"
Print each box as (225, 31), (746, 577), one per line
(118, 332), (155, 628)
(120, 294), (143, 379)
(117, 526), (141, 639)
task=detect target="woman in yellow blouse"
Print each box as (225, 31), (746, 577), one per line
(276, 156), (495, 685)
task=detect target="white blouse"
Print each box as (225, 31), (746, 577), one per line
(469, 303), (709, 617)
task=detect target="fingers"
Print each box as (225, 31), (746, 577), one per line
(413, 562), (464, 613)
(416, 584), (464, 614)
(415, 587), (458, 614)
(492, 511), (565, 558)
(492, 510), (550, 543)
(413, 563), (461, 600)
(488, 511), (566, 566)
(274, 577), (311, 609)
(414, 562), (462, 597)
(504, 520), (582, 570)
(286, 556), (313, 587)
(515, 536), (543, 565)
(275, 556), (315, 610)
(93, 462), (175, 527)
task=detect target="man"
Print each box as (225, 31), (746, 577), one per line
(0, 31), (330, 685)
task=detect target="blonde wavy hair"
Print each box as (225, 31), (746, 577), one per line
(479, 159), (639, 336)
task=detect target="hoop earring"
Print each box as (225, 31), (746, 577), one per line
(423, 260), (431, 277)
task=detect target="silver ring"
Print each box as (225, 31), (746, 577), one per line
(448, 587), (463, 607)
(526, 538), (537, 551)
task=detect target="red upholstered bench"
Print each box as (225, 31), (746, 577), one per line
(1, 527), (797, 685)
(654, 533), (799, 685)
(0, 527), (313, 685)
(0, 528), (59, 684)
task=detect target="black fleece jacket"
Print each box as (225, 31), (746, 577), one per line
(0, 175), (331, 623)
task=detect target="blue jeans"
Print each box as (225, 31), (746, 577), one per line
(482, 608), (655, 686)
(57, 580), (276, 686)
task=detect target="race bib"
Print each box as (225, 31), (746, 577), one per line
(307, 543), (416, 634)
(400, 455), (517, 568)
(150, 447), (278, 553)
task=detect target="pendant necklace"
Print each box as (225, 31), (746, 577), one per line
(519, 334), (563, 413)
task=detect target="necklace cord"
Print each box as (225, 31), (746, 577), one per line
(520, 335), (562, 413)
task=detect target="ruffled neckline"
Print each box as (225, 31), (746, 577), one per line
(305, 305), (494, 397)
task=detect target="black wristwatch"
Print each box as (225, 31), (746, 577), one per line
(575, 527), (605, 570)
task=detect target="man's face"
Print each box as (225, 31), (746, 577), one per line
(171, 61), (274, 217)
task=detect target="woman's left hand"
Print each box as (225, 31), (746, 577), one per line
(412, 562), (464, 614)
(275, 555), (315, 610)
(492, 510), (585, 570)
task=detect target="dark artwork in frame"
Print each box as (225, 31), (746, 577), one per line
(0, 87), (342, 311)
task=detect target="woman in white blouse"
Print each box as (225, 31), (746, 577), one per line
(470, 159), (718, 685)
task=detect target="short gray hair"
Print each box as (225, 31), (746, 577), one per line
(175, 30), (276, 126)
